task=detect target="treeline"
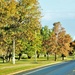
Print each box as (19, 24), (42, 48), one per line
(0, 0), (74, 63)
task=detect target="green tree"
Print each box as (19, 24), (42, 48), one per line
(41, 26), (53, 60)
(18, 0), (42, 60)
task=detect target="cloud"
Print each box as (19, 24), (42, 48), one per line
(42, 13), (52, 20)
(42, 12), (75, 21)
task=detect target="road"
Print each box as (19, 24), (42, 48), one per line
(15, 60), (75, 75)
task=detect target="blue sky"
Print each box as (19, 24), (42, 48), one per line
(38, 0), (75, 40)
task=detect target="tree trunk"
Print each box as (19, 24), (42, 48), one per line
(54, 53), (57, 61)
(5, 55), (9, 62)
(35, 50), (37, 62)
(2, 55), (5, 63)
(28, 55), (31, 59)
(9, 53), (12, 62)
(61, 54), (65, 61)
(12, 38), (15, 64)
(37, 54), (40, 58)
(62, 56), (64, 60)
(47, 52), (49, 60)
(18, 53), (22, 60)
(44, 54), (46, 57)
(37, 51), (40, 58)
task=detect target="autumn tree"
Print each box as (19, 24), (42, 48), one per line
(52, 22), (72, 60)
(70, 40), (75, 57)
(17, 0), (42, 59)
(52, 22), (61, 61)
(0, 0), (42, 63)
(44, 22), (72, 61)
(58, 28), (72, 60)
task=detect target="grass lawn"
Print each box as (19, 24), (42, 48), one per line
(0, 56), (74, 75)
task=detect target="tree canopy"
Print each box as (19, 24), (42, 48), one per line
(0, 0), (73, 63)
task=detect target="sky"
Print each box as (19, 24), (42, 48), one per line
(38, 0), (75, 40)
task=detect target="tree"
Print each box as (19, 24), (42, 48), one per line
(52, 22), (61, 61)
(44, 22), (72, 61)
(18, 0), (42, 60)
(0, 0), (41, 63)
(70, 40), (75, 57)
(41, 26), (53, 60)
(53, 22), (72, 61)
(58, 28), (72, 60)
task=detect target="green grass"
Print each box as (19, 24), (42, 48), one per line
(0, 56), (74, 75)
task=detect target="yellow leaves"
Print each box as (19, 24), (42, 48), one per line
(7, 0), (17, 17)
(0, 0), (41, 56)
(17, 40), (22, 43)
(0, 0), (4, 2)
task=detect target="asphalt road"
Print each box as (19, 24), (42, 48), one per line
(15, 60), (75, 75)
